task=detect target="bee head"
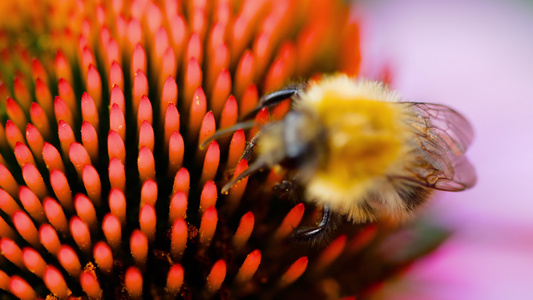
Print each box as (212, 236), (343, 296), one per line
(258, 110), (327, 171)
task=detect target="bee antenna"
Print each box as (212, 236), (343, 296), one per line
(221, 159), (267, 194)
(199, 120), (256, 150)
(241, 88), (299, 120)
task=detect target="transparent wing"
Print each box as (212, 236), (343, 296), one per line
(395, 102), (477, 191)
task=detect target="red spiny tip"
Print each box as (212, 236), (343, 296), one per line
(39, 224), (61, 255)
(30, 102), (51, 139)
(55, 51), (72, 85)
(49, 169), (73, 211)
(132, 43), (147, 77)
(164, 103), (180, 150)
(74, 194), (98, 232)
(264, 42), (296, 93)
(110, 85), (126, 113)
(54, 96), (74, 127)
(108, 130), (126, 164)
(210, 69), (231, 118)
(170, 218), (187, 260)
(109, 188), (127, 224)
(133, 70), (148, 115)
(271, 99), (291, 121)
(109, 60), (124, 89)
(0, 270), (8, 291)
(6, 97), (27, 132)
(140, 179), (158, 207)
(22, 247), (47, 278)
(14, 142), (36, 168)
(44, 266), (69, 298)
(226, 159), (249, 210)
(199, 181), (217, 214)
(70, 216), (92, 253)
(81, 92), (99, 131)
(220, 95), (238, 130)
(69, 142), (92, 176)
(80, 269), (103, 299)
(18, 186), (45, 224)
(207, 43), (228, 92)
(0, 164), (19, 198)
(161, 76), (178, 121)
(198, 111), (216, 147)
(5, 120), (25, 150)
(13, 77), (31, 112)
(109, 158), (126, 192)
(0, 189), (21, 216)
(169, 191), (188, 224)
(199, 206), (218, 247)
(25, 124), (44, 162)
(206, 259), (226, 294)
(280, 257), (308, 287)
(57, 79), (77, 119)
(348, 224), (378, 252)
(235, 249), (261, 284)
(154, 27), (170, 61)
(168, 131), (185, 175)
(169, 14), (187, 56)
(138, 95), (153, 132)
(188, 86), (207, 140)
(127, 19), (143, 49)
(173, 167), (190, 196)
(31, 58), (49, 85)
(82, 165), (101, 207)
(184, 58), (202, 108)
(93, 241), (113, 273)
(139, 204), (157, 242)
(81, 121), (99, 162)
(239, 84), (259, 119)
(57, 245), (82, 277)
(102, 213), (122, 250)
(314, 235), (347, 272)
(274, 203), (305, 241)
(233, 211), (255, 251)
(235, 50), (254, 99)
(166, 264), (184, 294)
(10, 276), (37, 299)
(106, 38), (120, 68)
(43, 197), (68, 234)
(42, 142), (65, 173)
(21, 163), (47, 200)
(146, 3), (163, 33)
(0, 238), (24, 268)
(82, 47), (95, 71)
(87, 64), (102, 109)
(200, 141), (220, 184)
(161, 47), (177, 82)
(57, 120), (75, 156)
(130, 229), (148, 267)
(125, 266), (143, 298)
(187, 32), (203, 65)
(253, 32), (275, 81)
(139, 121), (155, 152)
(138, 146), (156, 182)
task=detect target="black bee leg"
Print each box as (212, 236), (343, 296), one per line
(242, 88), (299, 120)
(292, 205), (340, 244)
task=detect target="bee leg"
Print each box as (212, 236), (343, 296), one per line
(292, 205), (340, 244)
(242, 88), (299, 120)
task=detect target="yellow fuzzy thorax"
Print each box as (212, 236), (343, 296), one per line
(298, 75), (413, 207)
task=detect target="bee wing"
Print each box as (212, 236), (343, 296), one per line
(397, 102), (477, 191)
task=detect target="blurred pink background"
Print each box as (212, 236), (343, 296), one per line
(357, 0), (533, 299)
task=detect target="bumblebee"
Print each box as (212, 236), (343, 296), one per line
(210, 75), (476, 240)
